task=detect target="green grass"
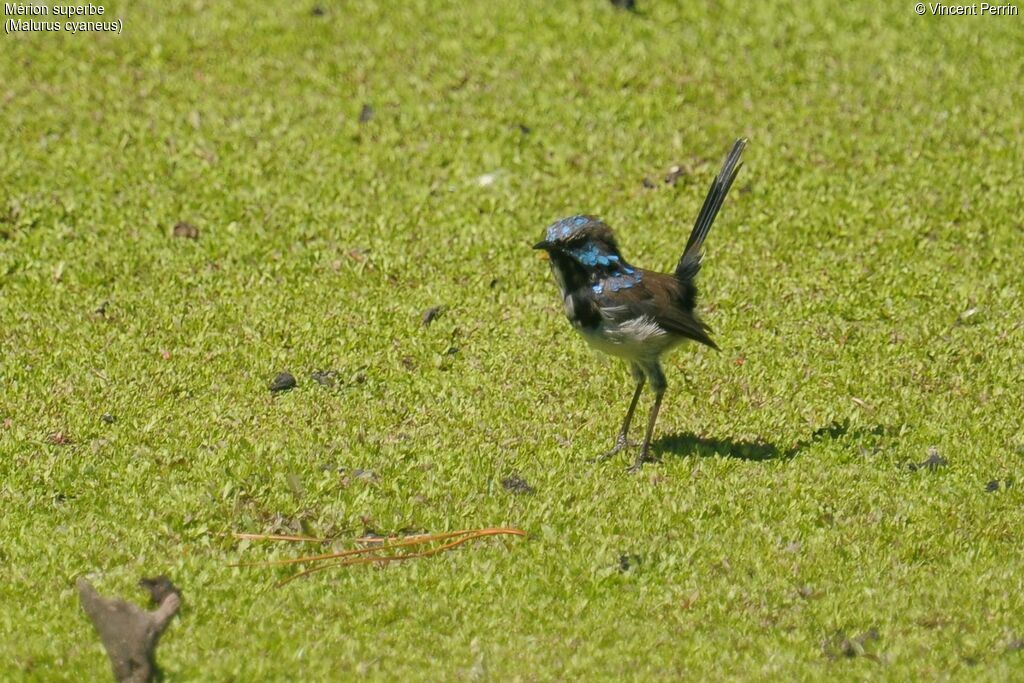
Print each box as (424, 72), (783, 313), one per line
(2, 1), (1024, 679)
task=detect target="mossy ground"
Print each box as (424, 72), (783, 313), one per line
(2, 1), (1023, 680)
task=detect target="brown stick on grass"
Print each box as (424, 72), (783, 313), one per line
(231, 527), (527, 586)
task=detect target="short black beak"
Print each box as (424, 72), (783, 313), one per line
(533, 240), (553, 251)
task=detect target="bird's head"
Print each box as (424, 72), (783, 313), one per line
(533, 215), (620, 260)
(534, 215), (632, 292)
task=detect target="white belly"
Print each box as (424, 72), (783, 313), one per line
(579, 315), (681, 362)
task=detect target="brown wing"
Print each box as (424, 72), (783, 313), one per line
(595, 270), (718, 349)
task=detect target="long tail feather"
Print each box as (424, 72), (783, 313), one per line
(675, 138), (746, 282)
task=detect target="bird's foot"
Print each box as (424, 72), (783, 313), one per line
(626, 449), (658, 474)
(588, 436), (637, 463)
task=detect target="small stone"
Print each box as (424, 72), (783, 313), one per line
(956, 307), (981, 325)
(352, 468), (378, 482)
(421, 306), (443, 326)
(665, 164), (686, 186)
(618, 553), (641, 572)
(172, 222), (199, 239)
(822, 628), (879, 660)
(269, 372), (297, 393)
(346, 247), (369, 262)
(101, 413), (116, 424)
(909, 447), (947, 471)
(48, 431), (70, 446)
(310, 370), (338, 387)
(476, 172), (499, 187)
(501, 473), (534, 495)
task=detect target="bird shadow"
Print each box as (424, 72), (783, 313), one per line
(652, 421), (855, 462)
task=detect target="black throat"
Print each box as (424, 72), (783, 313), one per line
(549, 251), (591, 293)
(548, 251), (604, 330)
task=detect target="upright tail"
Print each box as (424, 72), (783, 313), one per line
(674, 138), (747, 282)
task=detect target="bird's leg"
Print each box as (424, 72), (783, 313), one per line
(628, 362), (666, 472)
(590, 368), (645, 463)
(628, 391), (663, 473)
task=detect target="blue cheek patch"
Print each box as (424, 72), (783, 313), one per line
(569, 245), (630, 273)
(571, 243), (602, 267)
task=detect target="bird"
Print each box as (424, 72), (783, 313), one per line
(533, 138), (746, 472)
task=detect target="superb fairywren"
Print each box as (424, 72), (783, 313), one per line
(534, 139), (746, 471)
